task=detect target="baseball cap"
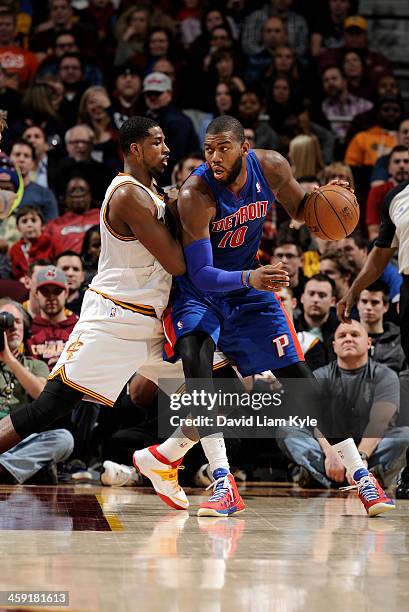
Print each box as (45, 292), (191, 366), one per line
(36, 266), (68, 290)
(344, 16), (368, 31)
(143, 72), (172, 93)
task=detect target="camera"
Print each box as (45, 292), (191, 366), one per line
(0, 312), (15, 351)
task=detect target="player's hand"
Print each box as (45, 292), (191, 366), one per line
(337, 288), (358, 322)
(319, 179), (355, 195)
(248, 262), (289, 291)
(324, 449), (345, 483)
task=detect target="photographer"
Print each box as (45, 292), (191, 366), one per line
(0, 298), (73, 484)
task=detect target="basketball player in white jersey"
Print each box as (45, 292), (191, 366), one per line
(0, 117), (190, 488)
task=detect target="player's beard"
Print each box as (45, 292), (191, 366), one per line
(218, 154), (243, 186)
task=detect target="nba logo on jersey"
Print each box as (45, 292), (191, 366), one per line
(256, 181), (261, 193)
(109, 306), (118, 318)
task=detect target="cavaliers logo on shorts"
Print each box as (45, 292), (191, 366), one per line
(65, 336), (84, 361)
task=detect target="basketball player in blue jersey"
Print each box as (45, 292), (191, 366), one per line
(135, 115), (395, 518)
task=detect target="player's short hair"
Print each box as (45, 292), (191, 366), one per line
(363, 280), (390, 303)
(305, 273), (336, 296)
(119, 116), (160, 156)
(206, 115), (245, 143)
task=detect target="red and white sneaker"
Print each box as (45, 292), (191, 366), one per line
(341, 468), (395, 517)
(133, 445), (189, 510)
(197, 468), (245, 517)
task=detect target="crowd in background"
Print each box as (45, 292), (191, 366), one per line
(0, 0), (408, 488)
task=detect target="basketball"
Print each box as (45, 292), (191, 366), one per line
(304, 184), (359, 240)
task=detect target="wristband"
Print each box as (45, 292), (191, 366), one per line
(243, 270), (252, 288)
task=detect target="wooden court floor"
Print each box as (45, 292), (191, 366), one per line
(0, 482), (408, 612)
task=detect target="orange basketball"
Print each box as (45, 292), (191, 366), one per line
(304, 184), (360, 240)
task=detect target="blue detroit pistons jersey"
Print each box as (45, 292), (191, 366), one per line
(193, 150), (274, 270)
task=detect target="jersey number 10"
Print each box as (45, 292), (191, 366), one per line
(217, 226), (248, 249)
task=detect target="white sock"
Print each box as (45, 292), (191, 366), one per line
(332, 438), (367, 479)
(200, 433), (230, 475)
(156, 427), (197, 463)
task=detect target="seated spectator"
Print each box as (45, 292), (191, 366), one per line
(0, 64), (22, 127)
(236, 89), (280, 151)
(267, 44), (306, 98)
(113, 6), (150, 67)
(319, 161), (355, 188)
(56, 250), (86, 316)
(371, 117), (409, 187)
(289, 134), (325, 179)
(291, 107), (335, 165)
(340, 231), (402, 304)
(358, 281), (406, 373)
(9, 206), (61, 280)
(295, 273), (338, 363)
(28, 265), (78, 369)
(45, 177), (100, 253)
(37, 30), (104, 87)
(77, 86), (121, 173)
(310, 0), (352, 57)
(321, 65), (373, 149)
(198, 79), (241, 147)
(0, 297), (73, 484)
(245, 16), (288, 86)
(207, 48), (246, 95)
(143, 72), (199, 184)
(273, 240), (305, 301)
(111, 64), (143, 130)
(22, 124), (62, 191)
(266, 75), (302, 135)
(366, 145), (409, 240)
(241, 0), (308, 63)
(21, 259), (52, 318)
(0, 9), (38, 91)
(320, 249), (357, 300)
(341, 48), (377, 101)
(10, 139), (59, 223)
(57, 52), (90, 128)
(53, 124), (112, 201)
(80, 224), (100, 285)
(277, 320), (409, 488)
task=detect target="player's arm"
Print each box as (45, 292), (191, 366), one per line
(178, 176), (290, 292)
(337, 188), (398, 321)
(256, 150), (307, 222)
(109, 183), (186, 276)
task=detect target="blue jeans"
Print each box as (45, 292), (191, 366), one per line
(0, 429), (74, 484)
(276, 426), (409, 488)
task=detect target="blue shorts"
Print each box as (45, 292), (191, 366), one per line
(163, 276), (304, 377)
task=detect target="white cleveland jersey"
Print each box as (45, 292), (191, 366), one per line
(90, 173), (172, 318)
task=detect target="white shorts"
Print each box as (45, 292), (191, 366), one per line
(50, 289), (185, 406)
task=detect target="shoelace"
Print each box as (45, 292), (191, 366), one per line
(159, 465), (185, 492)
(206, 474), (233, 502)
(340, 475), (380, 501)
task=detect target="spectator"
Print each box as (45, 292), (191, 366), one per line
(57, 52), (89, 128)
(144, 27), (179, 76)
(319, 249), (357, 300)
(268, 45), (305, 97)
(45, 177), (100, 253)
(295, 273), (338, 363)
(143, 71), (199, 183)
(340, 231), (402, 304)
(341, 49), (377, 101)
(0, 64), (22, 127)
(198, 80), (241, 147)
(77, 86), (121, 173)
(266, 75), (301, 134)
(242, 0), (308, 62)
(56, 250), (86, 315)
(273, 240), (305, 301)
(289, 134), (325, 179)
(311, 0), (352, 57)
(277, 320), (409, 488)
(237, 90), (281, 151)
(28, 265), (78, 369)
(366, 146), (409, 240)
(80, 224), (100, 285)
(321, 65), (373, 147)
(9, 205), (61, 280)
(358, 281), (406, 373)
(53, 124), (112, 201)
(22, 124), (62, 191)
(37, 30), (104, 87)
(371, 118), (409, 187)
(21, 259), (52, 318)
(171, 152), (204, 190)
(10, 139), (59, 223)
(207, 49), (246, 95)
(0, 9), (38, 90)
(0, 297), (73, 484)
(113, 6), (150, 67)
(319, 161), (355, 188)
(30, 0), (98, 60)
(111, 64), (143, 130)
(245, 16), (288, 86)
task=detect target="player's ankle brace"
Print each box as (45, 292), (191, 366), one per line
(10, 377), (84, 439)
